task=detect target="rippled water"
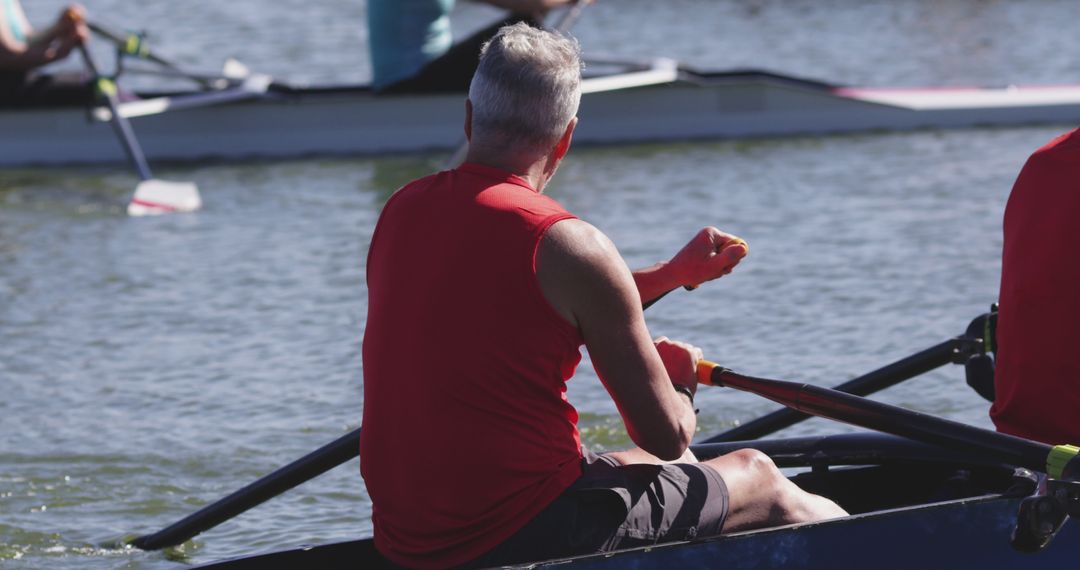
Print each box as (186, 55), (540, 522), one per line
(2, 0), (1078, 568)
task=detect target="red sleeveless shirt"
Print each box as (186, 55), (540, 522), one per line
(360, 163), (585, 568)
(991, 128), (1080, 445)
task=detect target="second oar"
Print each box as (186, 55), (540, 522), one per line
(77, 43), (201, 215)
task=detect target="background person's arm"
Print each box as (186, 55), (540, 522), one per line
(0, 1), (31, 69)
(537, 218), (698, 461)
(0, 3), (86, 70)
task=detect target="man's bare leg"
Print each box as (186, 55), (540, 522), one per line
(604, 447), (847, 531)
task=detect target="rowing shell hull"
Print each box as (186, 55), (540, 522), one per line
(192, 433), (1080, 569)
(5, 69), (1080, 167)
(194, 497), (1080, 569)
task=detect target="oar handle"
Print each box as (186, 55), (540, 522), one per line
(697, 360), (1076, 477)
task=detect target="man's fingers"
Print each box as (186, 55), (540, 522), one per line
(719, 236), (748, 254)
(721, 240), (748, 261)
(710, 239), (747, 273)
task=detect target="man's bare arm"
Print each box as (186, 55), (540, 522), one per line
(536, 218), (697, 460)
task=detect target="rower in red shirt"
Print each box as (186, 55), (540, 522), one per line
(360, 22), (846, 569)
(991, 127), (1080, 445)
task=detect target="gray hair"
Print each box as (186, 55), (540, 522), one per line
(468, 22), (583, 154)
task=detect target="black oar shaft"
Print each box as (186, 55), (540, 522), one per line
(703, 338), (960, 443)
(131, 428), (361, 550)
(89, 22), (179, 71)
(78, 44), (153, 181)
(704, 365), (1054, 473)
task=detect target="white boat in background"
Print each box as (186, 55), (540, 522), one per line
(3, 58), (1080, 167)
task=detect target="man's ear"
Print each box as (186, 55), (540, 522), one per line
(464, 99), (473, 141)
(553, 116), (577, 161)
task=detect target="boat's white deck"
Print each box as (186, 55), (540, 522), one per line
(6, 68), (1080, 167)
(836, 84), (1080, 110)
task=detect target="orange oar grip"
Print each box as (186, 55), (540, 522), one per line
(697, 360), (722, 386)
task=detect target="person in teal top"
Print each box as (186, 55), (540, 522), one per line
(368, 0), (577, 94)
(0, 1), (90, 105)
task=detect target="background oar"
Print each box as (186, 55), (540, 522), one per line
(696, 361), (1079, 478)
(78, 43), (201, 215)
(88, 21), (230, 89)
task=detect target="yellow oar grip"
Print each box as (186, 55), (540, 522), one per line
(95, 77), (117, 98)
(697, 360), (721, 386)
(124, 35), (149, 58)
(1047, 444), (1079, 479)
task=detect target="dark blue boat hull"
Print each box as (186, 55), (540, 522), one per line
(543, 495), (1080, 569)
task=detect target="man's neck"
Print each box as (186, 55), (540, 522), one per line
(463, 148), (554, 193)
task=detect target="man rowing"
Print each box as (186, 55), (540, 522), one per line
(367, 0), (578, 93)
(991, 126), (1080, 445)
(359, 23), (846, 568)
(0, 1), (89, 106)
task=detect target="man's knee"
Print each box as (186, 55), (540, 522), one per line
(724, 448), (784, 484)
(725, 448), (847, 523)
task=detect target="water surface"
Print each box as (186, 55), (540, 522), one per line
(2, 1), (1077, 567)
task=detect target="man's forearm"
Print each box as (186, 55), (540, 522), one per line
(632, 262), (683, 305)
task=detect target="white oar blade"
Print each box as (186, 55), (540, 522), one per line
(223, 58), (251, 80)
(128, 180), (202, 216)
